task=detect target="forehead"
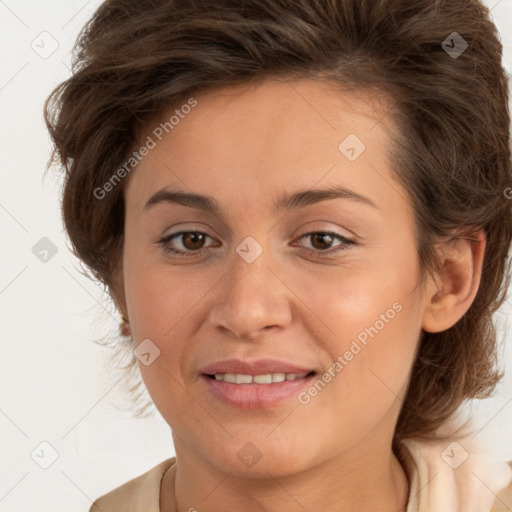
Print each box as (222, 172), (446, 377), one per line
(124, 77), (402, 216)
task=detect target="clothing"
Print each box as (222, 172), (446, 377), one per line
(399, 414), (512, 512)
(89, 421), (512, 511)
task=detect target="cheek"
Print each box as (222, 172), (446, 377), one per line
(122, 232), (193, 343)
(123, 261), (197, 421)
(298, 286), (421, 446)
(297, 238), (422, 403)
(121, 239), (189, 392)
(297, 238), (421, 349)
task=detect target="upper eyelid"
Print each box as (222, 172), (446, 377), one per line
(160, 220), (357, 238)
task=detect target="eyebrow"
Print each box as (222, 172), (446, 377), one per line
(142, 184), (379, 216)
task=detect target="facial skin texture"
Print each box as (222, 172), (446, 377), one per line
(118, 77), (486, 512)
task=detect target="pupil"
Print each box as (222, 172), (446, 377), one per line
(184, 233), (204, 250)
(312, 233), (332, 249)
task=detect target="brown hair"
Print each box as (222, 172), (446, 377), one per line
(44, 0), (512, 454)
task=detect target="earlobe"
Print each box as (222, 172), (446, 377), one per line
(421, 229), (486, 333)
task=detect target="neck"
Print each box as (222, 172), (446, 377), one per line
(161, 442), (410, 512)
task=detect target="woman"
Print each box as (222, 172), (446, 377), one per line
(44, 0), (512, 510)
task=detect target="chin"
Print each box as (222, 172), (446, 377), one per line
(204, 437), (311, 478)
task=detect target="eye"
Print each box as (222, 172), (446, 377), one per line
(157, 230), (215, 257)
(156, 230), (356, 258)
(293, 231), (355, 257)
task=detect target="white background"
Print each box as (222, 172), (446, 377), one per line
(1, 1), (511, 511)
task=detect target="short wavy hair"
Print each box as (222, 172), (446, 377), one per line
(44, 0), (512, 456)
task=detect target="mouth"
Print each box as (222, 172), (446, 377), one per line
(205, 370), (316, 384)
(201, 370), (318, 409)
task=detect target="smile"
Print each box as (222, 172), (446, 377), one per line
(202, 371), (317, 409)
(208, 372), (312, 384)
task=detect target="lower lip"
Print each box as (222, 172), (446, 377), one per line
(201, 374), (316, 409)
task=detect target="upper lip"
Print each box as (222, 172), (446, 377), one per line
(201, 358), (316, 376)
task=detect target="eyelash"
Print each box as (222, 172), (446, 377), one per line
(156, 230), (356, 258)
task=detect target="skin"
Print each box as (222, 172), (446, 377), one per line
(115, 77), (485, 512)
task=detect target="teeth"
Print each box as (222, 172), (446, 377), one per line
(212, 372), (309, 384)
(253, 374), (272, 384)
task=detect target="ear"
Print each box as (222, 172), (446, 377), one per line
(421, 229), (486, 333)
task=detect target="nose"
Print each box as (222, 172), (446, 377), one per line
(208, 244), (293, 341)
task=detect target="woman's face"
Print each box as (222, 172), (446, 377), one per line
(121, 77), (427, 476)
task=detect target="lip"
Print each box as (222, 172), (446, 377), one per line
(200, 358), (317, 409)
(200, 358), (315, 376)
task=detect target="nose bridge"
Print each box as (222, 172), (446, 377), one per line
(232, 234), (270, 292)
(209, 233), (291, 339)
(229, 233), (276, 310)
